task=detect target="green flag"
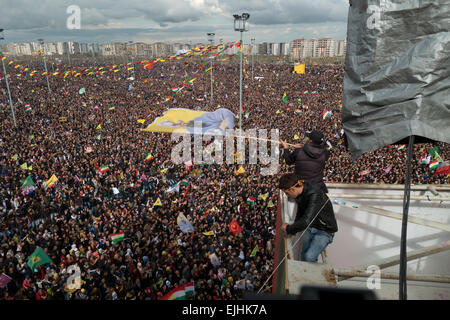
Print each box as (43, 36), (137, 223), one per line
(27, 247), (52, 271)
(250, 245), (259, 257)
(282, 92), (288, 103)
(428, 147), (440, 159)
(21, 176), (35, 188)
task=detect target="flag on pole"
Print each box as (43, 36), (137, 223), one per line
(247, 196), (256, 205)
(258, 193), (269, 201)
(235, 166), (245, 175)
(267, 200), (275, 208)
(202, 230), (215, 236)
(428, 147), (440, 159)
(110, 232), (125, 244)
(98, 165), (110, 174)
(250, 245), (260, 257)
(420, 156), (431, 165)
(137, 119), (146, 124)
(27, 247), (52, 271)
(322, 109), (332, 120)
(96, 123), (102, 130)
(229, 219), (242, 235)
(435, 163), (450, 175)
(144, 153), (153, 162)
(166, 181), (180, 193)
(177, 213), (195, 233)
(397, 145), (406, 150)
(0, 273), (12, 289)
(429, 160), (440, 170)
(153, 197), (162, 207)
(159, 281), (195, 300)
(20, 162), (28, 170)
(43, 174), (58, 190)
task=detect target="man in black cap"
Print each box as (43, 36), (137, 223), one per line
(280, 130), (330, 193)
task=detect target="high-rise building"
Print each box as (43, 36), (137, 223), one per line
(280, 42), (289, 56)
(100, 43), (126, 56)
(258, 42), (268, 55)
(150, 42), (170, 57)
(336, 39), (347, 56)
(315, 38), (336, 57)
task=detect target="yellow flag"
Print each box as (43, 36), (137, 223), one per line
(96, 123), (101, 130)
(293, 134), (299, 140)
(250, 245), (259, 257)
(258, 193), (269, 201)
(27, 165), (33, 171)
(276, 110), (281, 114)
(160, 168), (169, 174)
(235, 166), (245, 175)
(202, 231), (215, 236)
(267, 200), (275, 208)
(137, 119), (146, 124)
(11, 154), (18, 161)
(20, 163), (28, 170)
(153, 198), (162, 207)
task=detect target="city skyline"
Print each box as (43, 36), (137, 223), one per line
(0, 0), (349, 45)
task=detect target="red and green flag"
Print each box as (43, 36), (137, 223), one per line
(99, 165), (110, 174)
(322, 109), (332, 120)
(159, 281), (195, 300)
(247, 196), (256, 205)
(110, 232), (124, 244)
(145, 153), (153, 162)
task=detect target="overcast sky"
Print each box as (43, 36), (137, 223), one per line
(1, 0), (349, 44)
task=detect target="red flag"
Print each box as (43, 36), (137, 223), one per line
(229, 219), (242, 235)
(435, 164), (450, 176)
(183, 183), (190, 199)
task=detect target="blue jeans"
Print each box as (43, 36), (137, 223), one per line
(300, 227), (334, 262)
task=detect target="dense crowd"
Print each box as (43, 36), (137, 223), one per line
(0, 53), (448, 300)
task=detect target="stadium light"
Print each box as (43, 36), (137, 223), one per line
(37, 38), (51, 93)
(233, 13), (250, 132)
(207, 33), (215, 106)
(0, 28), (16, 127)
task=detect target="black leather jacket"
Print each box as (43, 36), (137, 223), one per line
(286, 182), (338, 235)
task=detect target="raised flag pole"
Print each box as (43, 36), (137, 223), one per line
(0, 30), (17, 127)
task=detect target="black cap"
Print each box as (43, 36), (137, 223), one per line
(306, 130), (324, 144)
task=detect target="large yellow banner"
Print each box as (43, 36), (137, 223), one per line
(294, 64), (305, 74)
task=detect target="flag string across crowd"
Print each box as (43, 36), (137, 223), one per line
(0, 39), (448, 301)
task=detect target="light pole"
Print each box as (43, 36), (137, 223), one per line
(0, 29), (17, 127)
(38, 38), (51, 93)
(67, 42), (71, 67)
(251, 38), (255, 80)
(233, 13), (250, 132)
(207, 32), (215, 106)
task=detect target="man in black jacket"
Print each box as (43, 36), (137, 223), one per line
(280, 130), (330, 193)
(279, 173), (338, 263)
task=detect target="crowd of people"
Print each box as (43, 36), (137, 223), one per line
(0, 51), (448, 300)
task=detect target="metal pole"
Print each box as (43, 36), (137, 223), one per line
(210, 41), (213, 106)
(42, 53), (51, 93)
(67, 46), (71, 67)
(239, 30), (243, 133)
(1, 58), (17, 127)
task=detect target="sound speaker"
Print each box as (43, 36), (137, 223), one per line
(342, 0), (450, 159)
